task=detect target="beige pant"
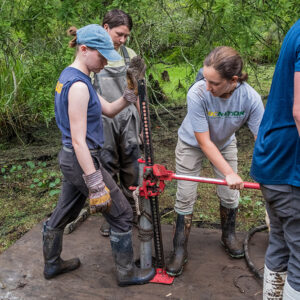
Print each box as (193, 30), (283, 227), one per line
(174, 138), (239, 215)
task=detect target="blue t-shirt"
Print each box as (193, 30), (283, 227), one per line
(251, 19), (300, 186)
(54, 67), (104, 149)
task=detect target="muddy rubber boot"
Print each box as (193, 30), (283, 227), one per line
(100, 219), (110, 237)
(43, 222), (80, 279)
(166, 213), (193, 276)
(110, 230), (155, 286)
(220, 205), (244, 258)
(263, 265), (286, 299)
(64, 206), (89, 235)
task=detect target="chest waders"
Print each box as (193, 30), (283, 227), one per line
(94, 46), (141, 204)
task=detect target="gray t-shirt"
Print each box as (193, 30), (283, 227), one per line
(178, 80), (264, 150)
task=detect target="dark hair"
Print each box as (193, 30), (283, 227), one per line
(102, 9), (133, 31)
(204, 46), (248, 82)
(67, 26), (78, 48)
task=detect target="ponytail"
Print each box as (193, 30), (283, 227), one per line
(67, 26), (77, 48)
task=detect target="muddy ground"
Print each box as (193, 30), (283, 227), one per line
(0, 215), (267, 300)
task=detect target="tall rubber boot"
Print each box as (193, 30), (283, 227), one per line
(110, 230), (155, 286)
(263, 265), (286, 299)
(220, 204), (244, 258)
(283, 278), (300, 300)
(43, 222), (80, 279)
(166, 213), (193, 276)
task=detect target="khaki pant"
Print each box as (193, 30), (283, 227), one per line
(174, 138), (239, 215)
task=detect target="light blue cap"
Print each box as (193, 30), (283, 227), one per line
(76, 24), (121, 61)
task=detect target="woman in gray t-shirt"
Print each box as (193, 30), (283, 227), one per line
(166, 46), (264, 277)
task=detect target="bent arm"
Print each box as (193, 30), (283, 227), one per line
(194, 131), (244, 189)
(293, 72), (300, 135)
(98, 93), (131, 118)
(68, 82), (95, 175)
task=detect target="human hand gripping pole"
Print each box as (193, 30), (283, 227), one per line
(82, 170), (111, 214)
(123, 55), (147, 103)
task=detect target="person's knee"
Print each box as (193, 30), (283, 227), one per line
(174, 196), (195, 215)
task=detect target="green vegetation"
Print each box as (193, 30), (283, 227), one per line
(1, 0), (299, 136)
(149, 63), (275, 106)
(0, 160), (60, 251)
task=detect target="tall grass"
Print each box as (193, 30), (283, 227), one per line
(0, 58), (32, 138)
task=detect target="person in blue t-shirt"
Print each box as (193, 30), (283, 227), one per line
(251, 19), (300, 299)
(43, 24), (154, 286)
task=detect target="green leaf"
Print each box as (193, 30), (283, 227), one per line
(30, 184), (35, 189)
(26, 161), (35, 169)
(54, 178), (60, 184)
(49, 189), (60, 197)
(1, 168), (5, 174)
(9, 165), (16, 173)
(49, 182), (56, 188)
(33, 178), (40, 183)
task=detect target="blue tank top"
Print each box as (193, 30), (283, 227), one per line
(54, 67), (104, 149)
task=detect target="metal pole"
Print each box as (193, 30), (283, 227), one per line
(138, 160), (153, 269)
(171, 174), (260, 190)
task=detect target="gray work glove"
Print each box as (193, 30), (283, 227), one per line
(126, 55), (147, 96)
(82, 170), (111, 214)
(123, 87), (138, 103)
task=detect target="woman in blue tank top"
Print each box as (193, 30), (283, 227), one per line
(43, 24), (154, 286)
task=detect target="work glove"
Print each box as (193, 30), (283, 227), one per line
(82, 170), (111, 214)
(126, 55), (147, 96)
(122, 87), (138, 103)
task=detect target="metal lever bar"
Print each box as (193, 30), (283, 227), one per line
(171, 174), (260, 189)
(152, 164), (260, 190)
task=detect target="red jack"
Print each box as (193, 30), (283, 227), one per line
(150, 268), (175, 285)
